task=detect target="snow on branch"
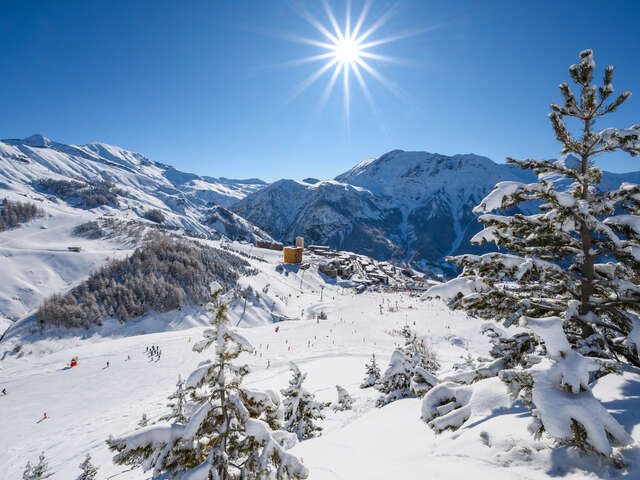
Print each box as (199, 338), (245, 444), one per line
(598, 126), (640, 155)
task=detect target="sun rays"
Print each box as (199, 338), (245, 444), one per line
(285, 0), (412, 123)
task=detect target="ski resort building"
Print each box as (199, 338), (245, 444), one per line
(308, 245), (330, 254)
(318, 262), (338, 278)
(283, 246), (303, 264)
(295, 236), (304, 248)
(256, 240), (283, 251)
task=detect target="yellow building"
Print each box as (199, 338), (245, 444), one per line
(284, 246), (303, 264)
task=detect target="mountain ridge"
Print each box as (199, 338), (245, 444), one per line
(5, 135), (640, 276)
(234, 149), (640, 274)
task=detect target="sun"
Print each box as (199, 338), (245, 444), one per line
(283, 0), (419, 123)
(333, 37), (362, 65)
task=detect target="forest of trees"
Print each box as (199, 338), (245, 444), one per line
(143, 208), (165, 223)
(72, 221), (105, 239)
(36, 237), (257, 328)
(36, 178), (126, 209)
(0, 198), (44, 231)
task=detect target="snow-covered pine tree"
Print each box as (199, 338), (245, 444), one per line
(77, 453), (98, 480)
(23, 452), (52, 479)
(159, 375), (187, 424)
(333, 385), (354, 411)
(402, 326), (440, 374)
(481, 324), (534, 371)
(240, 388), (284, 430)
(137, 413), (149, 428)
(442, 324), (536, 386)
(107, 290), (308, 479)
(425, 49), (638, 456)
(281, 362), (329, 441)
(376, 328), (439, 406)
(375, 349), (414, 406)
(360, 353), (381, 388)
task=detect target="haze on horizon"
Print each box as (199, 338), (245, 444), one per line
(1, 0), (639, 182)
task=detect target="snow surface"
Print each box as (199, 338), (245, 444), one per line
(0, 199), (134, 326)
(2, 238), (640, 479)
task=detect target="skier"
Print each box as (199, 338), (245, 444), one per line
(43, 412), (47, 420)
(106, 361), (110, 368)
(1, 388), (6, 395)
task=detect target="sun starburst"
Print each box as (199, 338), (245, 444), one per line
(285, 0), (414, 123)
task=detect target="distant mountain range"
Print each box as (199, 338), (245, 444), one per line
(233, 150), (539, 274)
(0, 134), (271, 242)
(3, 135), (640, 275)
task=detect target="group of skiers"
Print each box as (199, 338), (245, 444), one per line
(146, 345), (162, 360)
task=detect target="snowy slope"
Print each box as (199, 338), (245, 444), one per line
(0, 191), (139, 329)
(0, 136), (275, 331)
(1, 239), (639, 479)
(0, 211), (132, 324)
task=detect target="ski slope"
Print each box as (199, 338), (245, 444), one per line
(2, 242), (640, 479)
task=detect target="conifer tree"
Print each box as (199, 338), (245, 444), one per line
(107, 290), (308, 479)
(426, 49), (639, 456)
(281, 363), (329, 441)
(23, 452), (52, 479)
(333, 385), (354, 411)
(360, 353), (381, 388)
(159, 375), (187, 424)
(137, 413), (149, 428)
(376, 328), (439, 406)
(77, 453), (98, 480)
(375, 349), (414, 406)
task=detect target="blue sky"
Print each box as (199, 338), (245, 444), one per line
(1, 0), (639, 181)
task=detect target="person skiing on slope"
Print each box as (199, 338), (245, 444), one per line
(1, 388), (6, 395)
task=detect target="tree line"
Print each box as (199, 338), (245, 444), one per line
(37, 237), (257, 329)
(0, 198), (44, 231)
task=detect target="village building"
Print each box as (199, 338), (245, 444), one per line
(283, 246), (303, 264)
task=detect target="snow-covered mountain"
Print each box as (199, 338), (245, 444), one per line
(0, 134), (271, 240)
(5, 135), (640, 276)
(234, 149), (640, 274)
